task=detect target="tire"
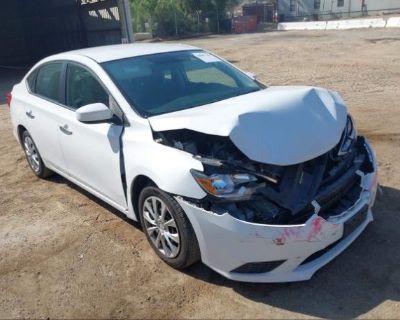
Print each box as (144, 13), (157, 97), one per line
(21, 130), (53, 178)
(138, 186), (200, 269)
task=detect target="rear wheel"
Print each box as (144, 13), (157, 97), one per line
(138, 186), (200, 269)
(22, 130), (52, 178)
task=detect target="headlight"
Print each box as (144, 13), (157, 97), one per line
(191, 169), (258, 200)
(338, 115), (357, 156)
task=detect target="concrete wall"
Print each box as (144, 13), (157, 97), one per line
(278, 0), (400, 21)
(278, 16), (400, 30)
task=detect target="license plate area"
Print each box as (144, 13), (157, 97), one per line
(343, 205), (368, 238)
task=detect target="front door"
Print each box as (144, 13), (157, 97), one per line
(58, 62), (127, 209)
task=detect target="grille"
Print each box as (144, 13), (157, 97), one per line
(343, 205), (369, 238)
(231, 260), (286, 274)
(300, 240), (341, 266)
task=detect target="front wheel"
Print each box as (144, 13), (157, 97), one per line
(138, 186), (200, 269)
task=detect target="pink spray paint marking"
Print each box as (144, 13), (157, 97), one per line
(307, 216), (323, 241)
(273, 226), (304, 245)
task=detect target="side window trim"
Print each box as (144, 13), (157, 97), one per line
(65, 62), (110, 110)
(25, 69), (38, 94)
(59, 62), (68, 106)
(65, 61), (126, 123)
(26, 59), (127, 125)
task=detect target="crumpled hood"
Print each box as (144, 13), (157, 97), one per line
(148, 86), (348, 165)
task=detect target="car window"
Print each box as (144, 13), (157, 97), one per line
(35, 63), (63, 102)
(66, 64), (109, 110)
(184, 60), (236, 88)
(102, 50), (261, 116)
(26, 69), (37, 92)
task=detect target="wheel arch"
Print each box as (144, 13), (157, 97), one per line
(17, 125), (27, 144)
(130, 175), (157, 220)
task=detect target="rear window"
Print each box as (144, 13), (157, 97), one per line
(35, 63), (63, 102)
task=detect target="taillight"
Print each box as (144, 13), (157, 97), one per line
(6, 92), (12, 108)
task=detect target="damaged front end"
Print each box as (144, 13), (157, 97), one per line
(153, 116), (375, 226)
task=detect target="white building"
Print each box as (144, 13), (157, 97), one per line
(278, 0), (400, 21)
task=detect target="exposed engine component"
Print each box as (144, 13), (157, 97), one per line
(153, 121), (373, 225)
(153, 129), (283, 183)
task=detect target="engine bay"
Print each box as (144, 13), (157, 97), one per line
(153, 128), (374, 225)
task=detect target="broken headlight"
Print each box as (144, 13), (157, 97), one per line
(191, 169), (258, 200)
(338, 115), (357, 156)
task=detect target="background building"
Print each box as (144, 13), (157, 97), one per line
(278, 0), (400, 21)
(0, 0), (133, 67)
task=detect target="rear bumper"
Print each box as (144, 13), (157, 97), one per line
(177, 140), (378, 282)
(10, 108), (20, 143)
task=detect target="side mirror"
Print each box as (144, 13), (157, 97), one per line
(245, 72), (257, 81)
(76, 103), (113, 123)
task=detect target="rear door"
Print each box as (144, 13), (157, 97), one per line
(57, 62), (127, 209)
(21, 62), (68, 173)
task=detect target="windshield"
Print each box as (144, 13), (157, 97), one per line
(101, 50), (262, 116)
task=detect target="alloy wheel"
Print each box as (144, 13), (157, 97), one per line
(142, 196), (180, 258)
(24, 135), (41, 173)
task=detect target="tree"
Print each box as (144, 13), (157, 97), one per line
(130, 0), (239, 36)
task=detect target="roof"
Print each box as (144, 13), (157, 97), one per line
(62, 43), (197, 63)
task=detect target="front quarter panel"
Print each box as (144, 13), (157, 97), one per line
(123, 119), (206, 220)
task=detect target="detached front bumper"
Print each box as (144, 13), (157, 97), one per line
(177, 140), (378, 283)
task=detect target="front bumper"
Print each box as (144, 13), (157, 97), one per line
(177, 140), (378, 282)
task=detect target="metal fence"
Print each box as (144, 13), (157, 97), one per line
(136, 10), (234, 38)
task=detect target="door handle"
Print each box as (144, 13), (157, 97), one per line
(59, 124), (73, 135)
(26, 110), (35, 119)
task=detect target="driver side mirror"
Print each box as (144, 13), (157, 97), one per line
(76, 103), (113, 123)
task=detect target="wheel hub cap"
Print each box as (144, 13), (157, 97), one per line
(142, 196), (180, 258)
(24, 136), (40, 173)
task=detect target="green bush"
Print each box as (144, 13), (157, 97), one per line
(130, 0), (238, 37)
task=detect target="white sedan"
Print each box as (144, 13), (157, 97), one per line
(8, 43), (378, 282)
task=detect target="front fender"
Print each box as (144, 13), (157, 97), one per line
(122, 125), (206, 220)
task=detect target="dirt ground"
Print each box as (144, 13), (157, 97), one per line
(1, 28), (400, 319)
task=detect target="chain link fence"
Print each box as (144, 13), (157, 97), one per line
(131, 6), (234, 38)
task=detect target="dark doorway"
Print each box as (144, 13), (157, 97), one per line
(0, 0), (127, 67)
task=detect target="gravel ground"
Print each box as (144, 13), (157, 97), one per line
(1, 28), (400, 319)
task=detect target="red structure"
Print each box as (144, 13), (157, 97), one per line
(232, 16), (257, 33)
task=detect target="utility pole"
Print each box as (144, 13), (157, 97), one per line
(119, 0), (134, 43)
(174, 10), (178, 36)
(170, 0), (178, 37)
(348, 0), (352, 17)
(212, 0), (220, 33)
(216, 2), (220, 33)
(196, 10), (200, 33)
